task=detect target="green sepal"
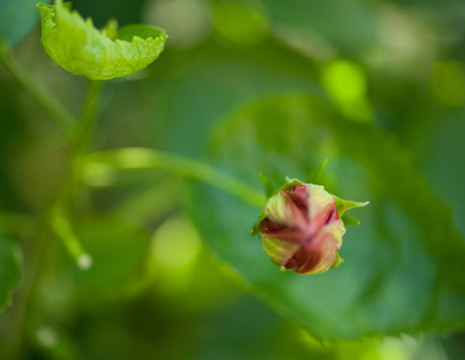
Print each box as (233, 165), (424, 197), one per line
(330, 253), (344, 269)
(341, 213), (360, 226)
(37, 0), (167, 80)
(335, 197), (369, 216)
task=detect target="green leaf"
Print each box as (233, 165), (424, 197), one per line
(331, 253), (344, 269)
(37, 0), (167, 80)
(147, 33), (321, 157)
(187, 94), (465, 340)
(0, 233), (21, 312)
(0, 0), (50, 49)
(416, 109), (465, 238)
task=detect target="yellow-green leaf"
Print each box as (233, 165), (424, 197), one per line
(37, 0), (167, 80)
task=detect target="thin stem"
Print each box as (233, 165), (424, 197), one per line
(85, 148), (266, 208)
(51, 80), (104, 268)
(0, 49), (76, 137)
(49, 208), (92, 269)
(72, 80), (103, 153)
(54, 80), (104, 205)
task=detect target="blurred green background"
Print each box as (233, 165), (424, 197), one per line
(1, 0), (465, 359)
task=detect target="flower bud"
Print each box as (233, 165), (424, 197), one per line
(256, 180), (367, 274)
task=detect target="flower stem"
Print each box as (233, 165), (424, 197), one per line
(85, 147), (266, 208)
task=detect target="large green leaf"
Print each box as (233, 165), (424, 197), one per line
(416, 108), (465, 238)
(37, 0), (167, 80)
(187, 94), (465, 340)
(0, 233), (21, 312)
(147, 39), (321, 157)
(0, 0), (50, 49)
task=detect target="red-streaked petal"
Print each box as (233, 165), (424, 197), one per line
(261, 236), (301, 266)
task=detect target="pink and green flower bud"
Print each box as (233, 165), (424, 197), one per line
(256, 180), (367, 274)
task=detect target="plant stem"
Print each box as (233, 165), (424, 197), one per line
(0, 49), (76, 137)
(72, 80), (103, 154)
(85, 148), (266, 208)
(50, 208), (92, 269)
(51, 80), (104, 267)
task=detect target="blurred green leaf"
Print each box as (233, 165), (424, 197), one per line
(263, 0), (379, 53)
(0, 233), (21, 312)
(417, 109), (465, 238)
(37, 0), (167, 80)
(187, 94), (465, 340)
(0, 0), (50, 49)
(149, 39), (321, 156)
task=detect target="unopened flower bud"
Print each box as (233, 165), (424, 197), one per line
(255, 179), (367, 274)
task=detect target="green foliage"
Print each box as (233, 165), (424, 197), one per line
(37, 0), (167, 80)
(0, 233), (21, 312)
(188, 95), (465, 340)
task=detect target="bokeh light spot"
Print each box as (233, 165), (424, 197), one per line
(322, 59), (367, 102)
(151, 215), (201, 269)
(213, 0), (269, 46)
(143, 0), (211, 49)
(36, 326), (58, 348)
